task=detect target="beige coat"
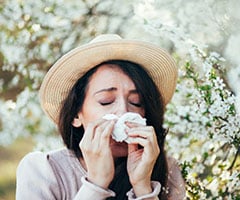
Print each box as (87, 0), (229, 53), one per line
(16, 148), (185, 200)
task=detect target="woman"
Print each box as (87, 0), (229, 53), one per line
(16, 34), (185, 199)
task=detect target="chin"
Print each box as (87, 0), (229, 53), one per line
(110, 140), (128, 158)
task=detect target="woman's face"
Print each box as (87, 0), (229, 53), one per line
(73, 64), (145, 157)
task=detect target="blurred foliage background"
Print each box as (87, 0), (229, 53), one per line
(0, 0), (240, 199)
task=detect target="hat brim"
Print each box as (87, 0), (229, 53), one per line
(39, 39), (178, 123)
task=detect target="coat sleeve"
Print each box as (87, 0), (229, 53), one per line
(126, 181), (161, 200)
(16, 152), (61, 200)
(166, 157), (186, 200)
(73, 176), (115, 200)
(16, 151), (115, 200)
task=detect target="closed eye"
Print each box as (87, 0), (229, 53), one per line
(99, 102), (113, 106)
(130, 102), (142, 107)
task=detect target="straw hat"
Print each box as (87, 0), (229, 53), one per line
(39, 34), (178, 123)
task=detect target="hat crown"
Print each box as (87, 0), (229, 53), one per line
(89, 34), (122, 44)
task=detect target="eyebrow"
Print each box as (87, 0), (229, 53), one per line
(94, 87), (117, 95)
(94, 87), (139, 95)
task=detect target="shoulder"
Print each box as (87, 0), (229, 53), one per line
(16, 150), (62, 199)
(17, 151), (49, 173)
(16, 148), (74, 182)
(46, 148), (76, 164)
(16, 150), (58, 181)
(17, 148), (74, 175)
(17, 148), (66, 170)
(166, 156), (186, 200)
(46, 148), (86, 175)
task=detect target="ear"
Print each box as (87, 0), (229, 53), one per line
(72, 115), (82, 128)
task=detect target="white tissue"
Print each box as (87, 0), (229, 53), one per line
(103, 112), (146, 143)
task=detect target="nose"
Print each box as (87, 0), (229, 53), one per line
(115, 98), (128, 116)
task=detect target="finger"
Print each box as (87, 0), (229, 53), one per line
(125, 121), (146, 128)
(81, 119), (109, 151)
(128, 143), (139, 154)
(130, 136), (157, 152)
(82, 120), (114, 156)
(127, 126), (156, 142)
(98, 120), (115, 146)
(131, 136), (160, 157)
(92, 120), (114, 143)
(129, 137), (150, 147)
(84, 118), (107, 140)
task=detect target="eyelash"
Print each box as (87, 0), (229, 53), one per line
(130, 102), (142, 107)
(100, 102), (142, 107)
(100, 102), (113, 106)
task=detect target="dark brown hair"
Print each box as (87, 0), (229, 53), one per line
(58, 60), (168, 199)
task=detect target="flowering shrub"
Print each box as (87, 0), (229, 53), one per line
(165, 56), (240, 199)
(133, 1), (240, 199)
(0, 0), (239, 199)
(0, 0), (132, 147)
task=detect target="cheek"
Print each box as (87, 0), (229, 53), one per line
(79, 108), (106, 129)
(80, 112), (97, 129)
(80, 99), (99, 125)
(129, 106), (145, 117)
